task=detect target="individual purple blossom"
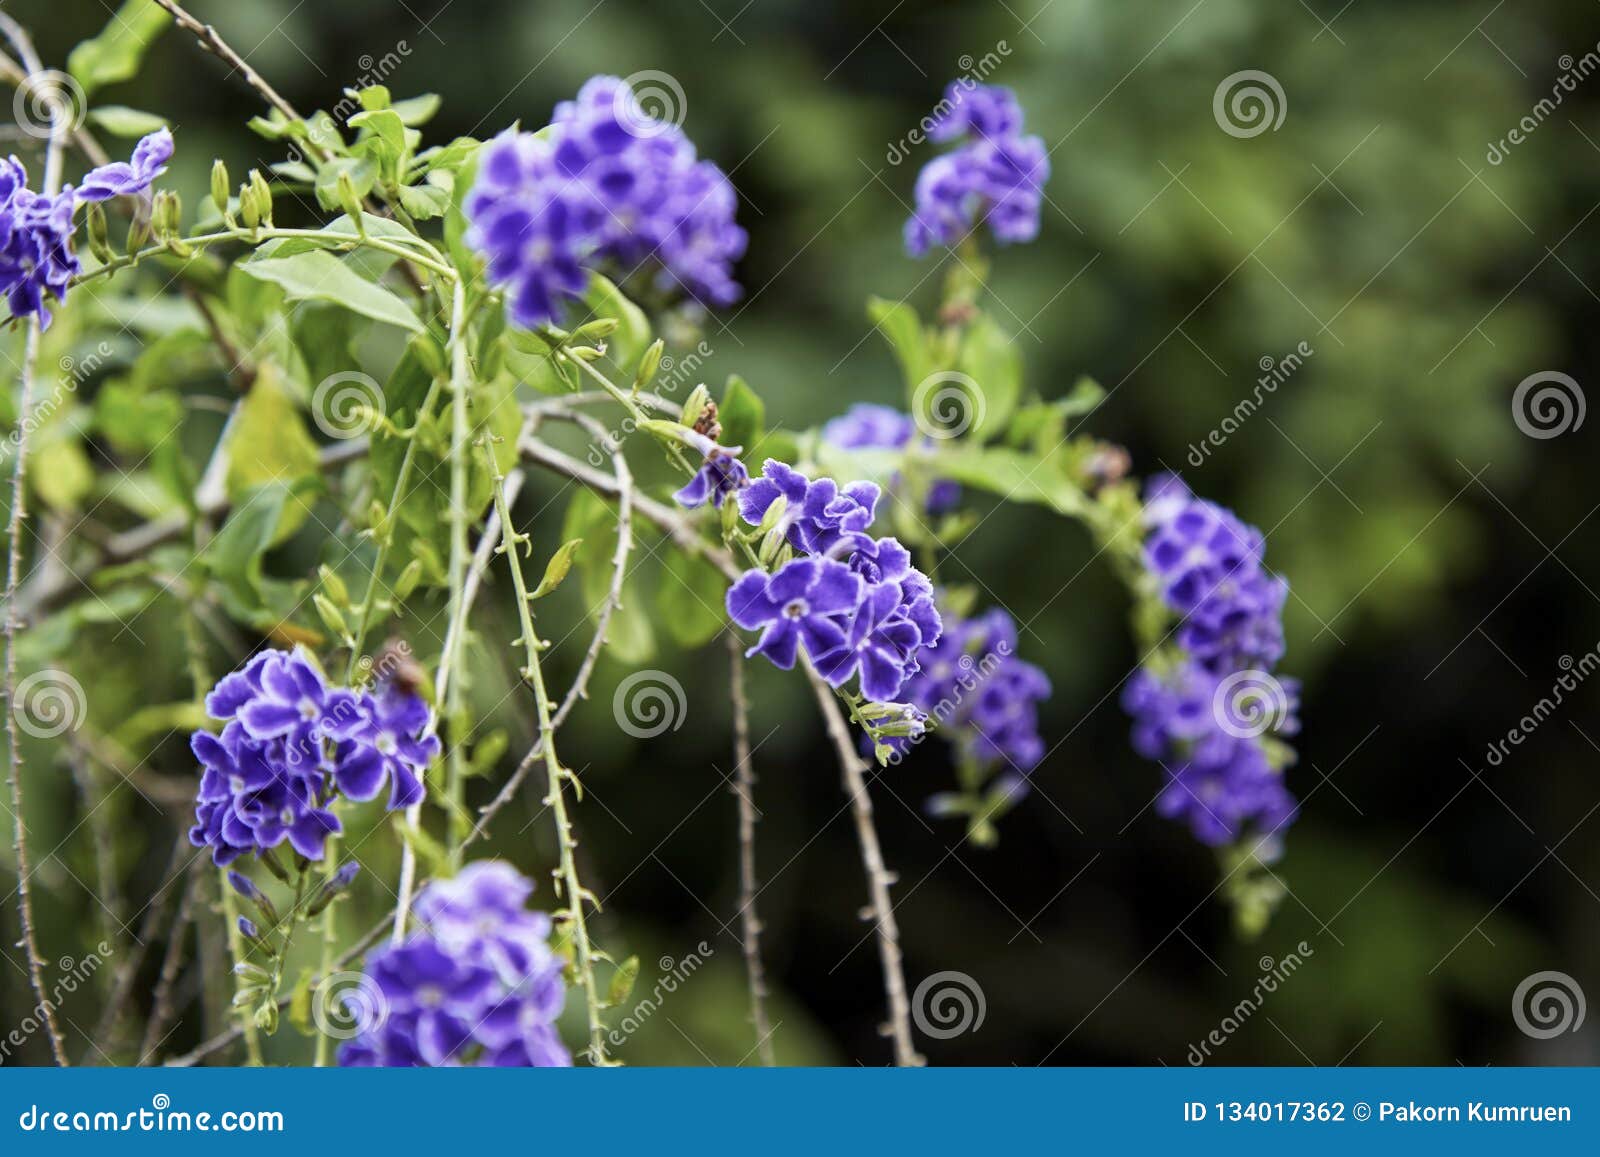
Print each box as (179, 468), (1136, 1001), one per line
(673, 430), (748, 509)
(812, 580), (925, 701)
(1121, 661), (1298, 847)
(340, 861), (569, 1068)
(467, 76), (745, 328)
(821, 403), (962, 514)
(727, 557), (863, 671)
(333, 686), (438, 809)
(212, 647), (365, 771)
(74, 129), (173, 202)
(739, 459), (881, 555)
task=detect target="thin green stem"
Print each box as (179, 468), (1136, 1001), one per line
(482, 446), (612, 1065)
(442, 277), (471, 868)
(559, 350), (696, 475)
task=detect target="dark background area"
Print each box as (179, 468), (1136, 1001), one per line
(4, 0), (1599, 1066)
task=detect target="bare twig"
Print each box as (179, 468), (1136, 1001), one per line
(728, 633), (776, 1065)
(801, 658), (922, 1067)
(2, 14), (70, 1066)
(139, 867), (200, 1062)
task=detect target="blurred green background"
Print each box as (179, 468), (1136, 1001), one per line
(3, 0), (1598, 1065)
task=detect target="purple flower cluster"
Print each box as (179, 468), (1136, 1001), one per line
(904, 82), (1049, 257)
(2, 129), (172, 328)
(1121, 475), (1298, 848)
(896, 604), (1051, 780)
(727, 459), (942, 703)
(821, 403), (961, 514)
(189, 647), (438, 865)
(340, 862), (570, 1067)
(466, 76), (746, 327)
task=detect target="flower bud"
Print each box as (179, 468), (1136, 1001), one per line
(250, 170), (274, 226)
(211, 159), (231, 217)
(85, 202), (111, 263)
(634, 339), (664, 391)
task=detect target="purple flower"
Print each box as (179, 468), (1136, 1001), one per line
(903, 83), (1049, 257)
(190, 649), (436, 865)
(1121, 662), (1298, 847)
(895, 603), (1050, 775)
(1140, 475), (1287, 674)
(727, 557), (863, 670)
(928, 83), (1025, 144)
(333, 686), (438, 809)
(673, 431), (748, 509)
(188, 723), (341, 865)
(0, 161), (78, 329)
(340, 861), (570, 1068)
(75, 129), (173, 202)
(813, 580), (925, 701)
(217, 647), (364, 771)
(467, 76), (745, 328)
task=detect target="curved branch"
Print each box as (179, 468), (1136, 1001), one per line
(801, 657), (922, 1067)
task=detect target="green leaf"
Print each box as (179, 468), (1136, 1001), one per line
(397, 183), (450, 220)
(31, 430), (94, 513)
(582, 274), (651, 367)
(240, 251), (422, 332)
(934, 445), (1089, 517)
(313, 157), (377, 211)
(867, 296), (931, 388)
(391, 94), (443, 126)
(350, 108), (409, 169)
(86, 106), (168, 138)
(530, 539), (583, 600)
(225, 365), (321, 546)
(67, 0), (171, 96)
(607, 956), (641, 1007)
(719, 374), (765, 452)
(955, 315), (1022, 443)
(658, 549), (727, 648)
